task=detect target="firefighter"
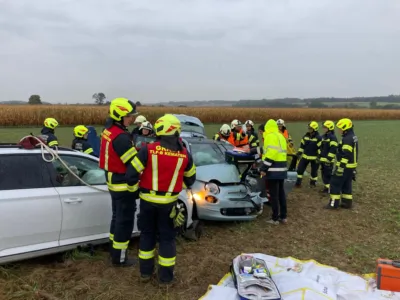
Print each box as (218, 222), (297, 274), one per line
(213, 124), (231, 142)
(227, 119), (248, 147)
(277, 119), (297, 171)
(260, 119), (288, 225)
(319, 120), (338, 194)
(132, 115), (147, 136)
(72, 125), (96, 157)
(139, 121), (155, 137)
(326, 118), (358, 209)
(245, 120), (259, 148)
(126, 114), (196, 284)
(40, 118), (59, 148)
(295, 121), (322, 187)
(99, 97), (139, 267)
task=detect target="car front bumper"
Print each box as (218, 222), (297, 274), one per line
(192, 185), (263, 221)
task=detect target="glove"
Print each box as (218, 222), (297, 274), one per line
(169, 203), (186, 228)
(352, 170), (357, 181)
(335, 167), (344, 177)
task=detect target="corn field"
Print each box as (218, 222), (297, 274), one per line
(1, 105), (400, 126)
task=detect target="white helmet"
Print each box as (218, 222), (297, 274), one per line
(134, 115), (146, 124)
(245, 120), (254, 127)
(230, 119), (241, 129)
(277, 119), (285, 126)
(220, 124), (231, 136)
(139, 121), (153, 131)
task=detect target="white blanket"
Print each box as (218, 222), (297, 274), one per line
(199, 253), (400, 300)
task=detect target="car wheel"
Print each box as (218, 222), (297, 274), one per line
(182, 219), (204, 241)
(177, 200), (204, 241)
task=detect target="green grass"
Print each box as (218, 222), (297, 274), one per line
(1, 120), (400, 300)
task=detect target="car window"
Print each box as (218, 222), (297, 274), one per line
(51, 155), (105, 186)
(0, 155), (53, 190)
(190, 143), (225, 166)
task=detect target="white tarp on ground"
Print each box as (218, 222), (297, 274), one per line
(199, 253), (400, 300)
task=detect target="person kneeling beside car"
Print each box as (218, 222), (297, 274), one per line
(259, 119), (288, 225)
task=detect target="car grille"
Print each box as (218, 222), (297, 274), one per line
(220, 207), (257, 216)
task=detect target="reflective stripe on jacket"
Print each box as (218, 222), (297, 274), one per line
(229, 129), (249, 147)
(139, 142), (192, 204)
(247, 130), (259, 148)
(320, 131), (338, 164)
(335, 129), (358, 170)
(99, 125), (136, 173)
(297, 132), (322, 160)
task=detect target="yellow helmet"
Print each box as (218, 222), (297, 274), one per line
(323, 120), (335, 131)
(154, 114), (181, 136)
(73, 125), (89, 138)
(109, 98), (137, 121)
(336, 118), (353, 131)
(308, 121), (319, 131)
(44, 118), (59, 129)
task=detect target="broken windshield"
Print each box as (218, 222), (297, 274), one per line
(190, 143), (225, 166)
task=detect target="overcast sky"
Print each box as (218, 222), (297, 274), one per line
(0, 0), (399, 104)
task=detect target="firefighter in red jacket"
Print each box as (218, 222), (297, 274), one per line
(99, 97), (139, 267)
(126, 114), (196, 284)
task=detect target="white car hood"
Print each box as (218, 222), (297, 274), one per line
(196, 163), (241, 183)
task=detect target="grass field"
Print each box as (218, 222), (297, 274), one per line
(1, 121), (400, 300)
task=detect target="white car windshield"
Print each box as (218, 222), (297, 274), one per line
(190, 143), (225, 166)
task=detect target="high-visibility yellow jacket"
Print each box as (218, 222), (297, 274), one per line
(260, 120), (288, 180)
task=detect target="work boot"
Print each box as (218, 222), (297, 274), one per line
(278, 218), (288, 225)
(111, 248), (137, 267)
(267, 219), (279, 225)
(295, 179), (302, 188)
(140, 274), (152, 283)
(340, 199), (353, 209)
(324, 199), (340, 209)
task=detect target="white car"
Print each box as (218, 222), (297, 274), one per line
(0, 144), (196, 265)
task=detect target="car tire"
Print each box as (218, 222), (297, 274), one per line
(178, 200), (204, 241)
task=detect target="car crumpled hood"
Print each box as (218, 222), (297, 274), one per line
(196, 163), (241, 183)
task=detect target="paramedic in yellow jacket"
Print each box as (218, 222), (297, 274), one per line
(260, 119), (288, 225)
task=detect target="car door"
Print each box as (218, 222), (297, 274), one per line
(48, 153), (139, 246)
(0, 154), (62, 262)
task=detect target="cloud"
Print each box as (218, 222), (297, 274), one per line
(0, 0), (399, 103)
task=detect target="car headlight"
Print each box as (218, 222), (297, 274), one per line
(205, 182), (220, 194)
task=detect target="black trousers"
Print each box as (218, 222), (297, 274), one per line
(296, 158), (319, 184)
(288, 155), (298, 171)
(329, 168), (353, 208)
(320, 163), (333, 189)
(257, 176), (267, 198)
(267, 179), (287, 221)
(109, 190), (137, 263)
(138, 199), (177, 283)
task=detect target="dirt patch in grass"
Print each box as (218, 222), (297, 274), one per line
(1, 121), (399, 300)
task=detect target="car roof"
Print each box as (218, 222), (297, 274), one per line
(0, 143), (95, 157)
(172, 114), (204, 128)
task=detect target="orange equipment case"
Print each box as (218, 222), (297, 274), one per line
(376, 259), (400, 292)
